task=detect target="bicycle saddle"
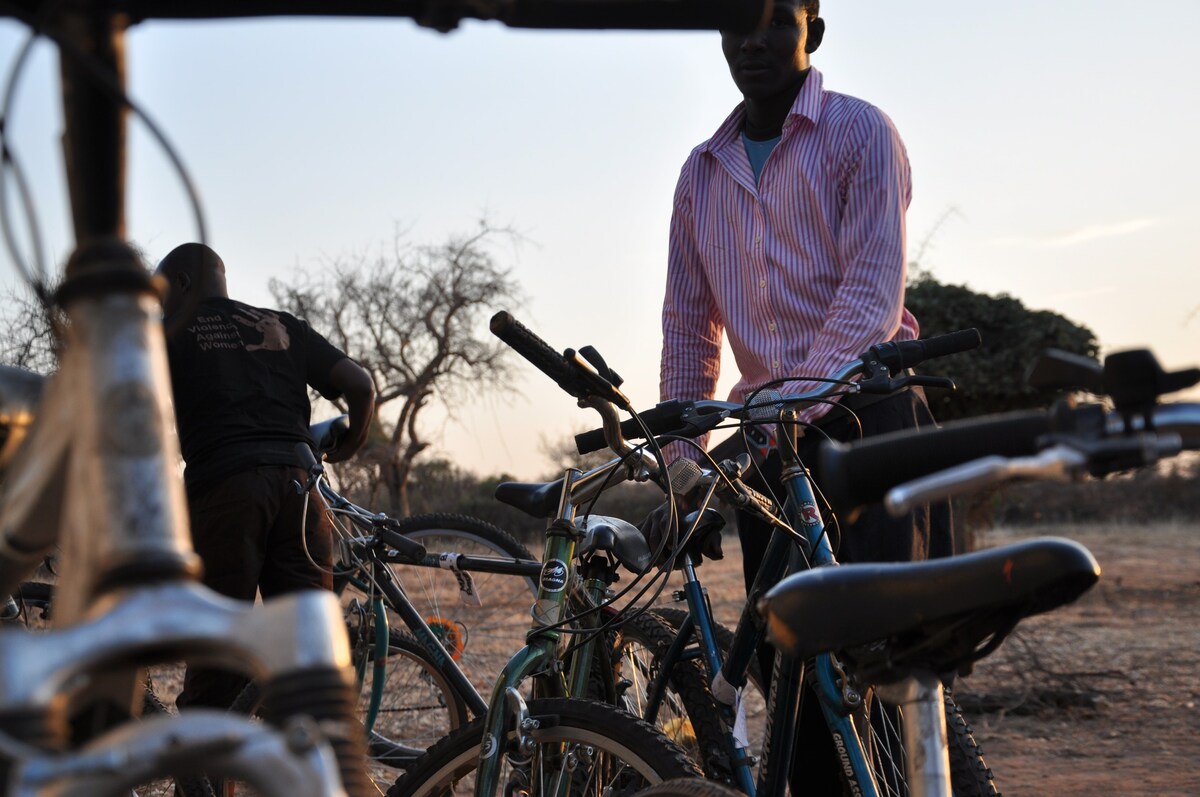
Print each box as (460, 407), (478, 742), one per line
(576, 515), (652, 574)
(309, 415), (350, 455)
(494, 479), (565, 518)
(759, 537), (1100, 681)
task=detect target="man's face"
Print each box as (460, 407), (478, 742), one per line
(721, 0), (816, 101)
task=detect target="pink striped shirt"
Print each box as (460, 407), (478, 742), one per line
(660, 67), (920, 441)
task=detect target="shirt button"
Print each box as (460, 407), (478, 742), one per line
(759, 279), (767, 288)
(754, 235), (762, 245)
(772, 360), (781, 370)
(768, 322), (777, 332)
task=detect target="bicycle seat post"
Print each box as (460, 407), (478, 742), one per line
(874, 672), (951, 797)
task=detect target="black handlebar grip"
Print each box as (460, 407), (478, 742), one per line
(490, 311), (577, 392)
(501, 0), (768, 32)
(872, 329), (982, 374)
(574, 399), (691, 454)
(377, 526), (428, 562)
(817, 409), (1051, 515)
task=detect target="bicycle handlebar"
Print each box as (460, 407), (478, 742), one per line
(866, 328), (982, 375)
(817, 410), (1054, 515)
(821, 402), (1200, 517)
(490, 311), (582, 397)
(4, 0), (770, 32)
(573, 328), (981, 455)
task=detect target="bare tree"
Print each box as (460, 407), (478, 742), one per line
(270, 224), (522, 515)
(0, 281), (64, 373)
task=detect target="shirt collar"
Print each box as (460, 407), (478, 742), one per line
(703, 66), (825, 155)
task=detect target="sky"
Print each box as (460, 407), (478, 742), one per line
(2, 1), (1198, 479)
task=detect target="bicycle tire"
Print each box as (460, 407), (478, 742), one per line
(651, 606), (768, 784)
(835, 679), (999, 797)
(384, 697), (702, 797)
(367, 514), (538, 704)
(230, 627), (470, 791)
(604, 610), (729, 781)
(944, 692), (999, 796)
(632, 778), (747, 797)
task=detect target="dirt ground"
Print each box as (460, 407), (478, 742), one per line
(673, 521), (1200, 796)
(953, 523), (1200, 796)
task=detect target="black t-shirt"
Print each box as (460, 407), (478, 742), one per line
(165, 297), (348, 485)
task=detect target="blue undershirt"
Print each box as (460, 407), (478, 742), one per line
(742, 132), (781, 184)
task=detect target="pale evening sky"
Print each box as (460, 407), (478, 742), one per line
(2, 1), (1198, 478)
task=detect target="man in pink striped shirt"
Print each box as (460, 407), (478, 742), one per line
(655, 1), (952, 790)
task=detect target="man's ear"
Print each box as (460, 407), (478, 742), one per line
(806, 16), (825, 53)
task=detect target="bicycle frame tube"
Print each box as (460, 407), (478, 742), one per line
(363, 595), (389, 737)
(674, 558), (758, 795)
(364, 553), (490, 718)
(774, 416), (883, 797)
(472, 467), (587, 797)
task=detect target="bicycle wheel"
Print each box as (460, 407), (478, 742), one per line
(385, 697), (701, 797)
(839, 680), (998, 797)
(371, 514), (538, 702)
(230, 627), (469, 791)
(632, 778), (747, 797)
(360, 629), (471, 775)
(651, 607), (768, 784)
(604, 611), (723, 777)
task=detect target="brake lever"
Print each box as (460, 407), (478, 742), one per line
(900, 374), (957, 391)
(856, 372), (956, 395)
(564, 349), (632, 409)
(675, 403), (730, 438)
(577, 345), (624, 388)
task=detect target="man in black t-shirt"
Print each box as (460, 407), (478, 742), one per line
(156, 242), (375, 719)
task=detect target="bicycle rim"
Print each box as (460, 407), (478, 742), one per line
(385, 698), (701, 797)
(360, 630), (471, 778)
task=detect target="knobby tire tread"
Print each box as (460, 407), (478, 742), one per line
(385, 697), (701, 797)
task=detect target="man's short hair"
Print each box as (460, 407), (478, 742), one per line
(801, 0), (819, 16)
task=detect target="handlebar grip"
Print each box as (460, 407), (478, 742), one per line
(490, 311), (577, 393)
(574, 400), (690, 454)
(871, 329), (982, 374)
(293, 441), (321, 473)
(817, 410), (1050, 515)
(377, 526), (428, 562)
(501, 0), (768, 32)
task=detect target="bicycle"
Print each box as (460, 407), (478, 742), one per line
(453, 314), (1004, 797)
(308, 417), (712, 784)
(388, 312), (763, 797)
(638, 345), (1200, 797)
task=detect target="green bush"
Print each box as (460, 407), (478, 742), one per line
(905, 275), (1099, 421)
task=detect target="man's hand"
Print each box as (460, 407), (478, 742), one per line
(327, 358), (375, 463)
(638, 489), (723, 567)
